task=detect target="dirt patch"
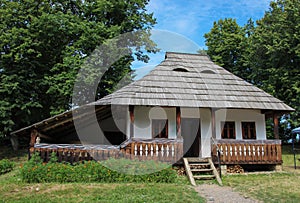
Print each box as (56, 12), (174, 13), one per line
(195, 184), (262, 203)
(40, 184), (69, 194)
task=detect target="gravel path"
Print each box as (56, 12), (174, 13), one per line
(195, 184), (262, 203)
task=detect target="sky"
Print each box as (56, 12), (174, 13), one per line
(133, 0), (272, 79)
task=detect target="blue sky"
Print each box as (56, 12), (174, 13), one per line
(133, 0), (271, 79)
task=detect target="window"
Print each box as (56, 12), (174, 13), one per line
(152, 119), (168, 138)
(221, 122), (236, 139)
(173, 68), (188, 72)
(242, 122), (256, 139)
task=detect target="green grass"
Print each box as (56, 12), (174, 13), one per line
(0, 145), (204, 203)
(2, 144), (300, 202)
(282, 144), (300, 171)
(223, 173), (300, 203)
(222, 145), (300, 203)
(0, 170), (203, 203)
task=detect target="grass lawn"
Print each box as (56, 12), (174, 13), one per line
(0, 145), (204, 203)
(222, 145), (300, 203)
(1, 144), (300, 202)
(0, 170), (203, 203)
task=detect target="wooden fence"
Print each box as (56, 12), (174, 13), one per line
(31, 138), (183, 164)
(211, 139), (282, 165)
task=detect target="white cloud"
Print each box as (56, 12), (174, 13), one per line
(147, 0), (271, 46)
(132, 29), (202, 79)
(133, 0), (271, 79)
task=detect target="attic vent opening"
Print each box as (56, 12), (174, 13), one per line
(173, 68), (189, 72)
(201, 69), (216, 74)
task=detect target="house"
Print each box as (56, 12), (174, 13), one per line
(11, 52), (294, 170)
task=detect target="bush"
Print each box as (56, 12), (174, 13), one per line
(0, 159), (14, 175)
(20, 153), (177, 183)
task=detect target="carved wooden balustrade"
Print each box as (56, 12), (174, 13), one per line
(31, 144), (120, 163)
(31, 138), (183, 163)
(211, 139), (282, 165)
(120, 138), (183, 163)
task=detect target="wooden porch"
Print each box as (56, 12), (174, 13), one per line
(211, 139), (282, 165)
(32, 138), (282, 166)
(30, 138), (183, 164)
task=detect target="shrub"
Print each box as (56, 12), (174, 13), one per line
(20, 153), (177, 183)
(0, 159), (14, 175)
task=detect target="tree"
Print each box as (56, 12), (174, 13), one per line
(248, 0), (300, 129)
(204, 18), (252, 81)
(204, 0), (300, 139)
(0, 0), (156, 138)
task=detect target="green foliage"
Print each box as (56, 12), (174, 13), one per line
(248, 0), (300, 129)
(204, 0), (300, 133)
(0, 0), (156, 138)
(20, 153), (177, 183)
(204, 18), (253, 81)
(0, 159), (15, 175)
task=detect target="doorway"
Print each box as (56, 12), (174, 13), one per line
(181, 118), (201, 157)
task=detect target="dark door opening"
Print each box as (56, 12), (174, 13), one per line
(182, 118), (201, 157)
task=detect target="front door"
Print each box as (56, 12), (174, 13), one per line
(181, 118), (201, 157)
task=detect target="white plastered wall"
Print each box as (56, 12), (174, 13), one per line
(131, 106), (176, 139)
(200, 108), (212, 157)
(215, 109), (266, 140)
(125, 107), (266, 158)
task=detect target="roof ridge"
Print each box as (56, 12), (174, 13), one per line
(165, 51), (210, 58)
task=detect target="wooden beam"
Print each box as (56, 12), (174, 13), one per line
(38, 132), (54, 141)
(45, 106), (111, 137)
(42, 106), (107, 132)
(30, 129), (38, 147)
(211, 108), (216, 139)
(273, 112), (279, 139)
(176, 107), (182, 138)
(183, 158), (196, 186)
(129, 105), (134, 138)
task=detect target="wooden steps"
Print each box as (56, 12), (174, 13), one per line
(190, 168), (213, 172)
(183, 157), (222, 186)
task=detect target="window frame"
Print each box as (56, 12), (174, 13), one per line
(242, 122), (256, 139)
(221, 121), (236, 139)
(152, 119), (168, 138)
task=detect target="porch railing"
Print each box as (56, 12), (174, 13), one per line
(120, 138), (183, 163)
(211, 139), (282, 165)
(31, 144), (120, 163)
(31, 138), (183, 163)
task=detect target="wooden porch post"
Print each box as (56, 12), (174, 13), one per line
(273, 112), (279, 139)
(29, 129), (39, 160)
(129, 105), (134, 138)
(176, 107), (181, 138)
(211, 108), (216, 139)
(30, 129), (39, 147)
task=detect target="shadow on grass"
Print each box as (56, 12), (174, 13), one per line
(282, 144), (300, 173)
(0, 142), (28, 163)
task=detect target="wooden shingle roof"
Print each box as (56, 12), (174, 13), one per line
(11, 52), (294, 137)
(93, 52), (293, 111)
